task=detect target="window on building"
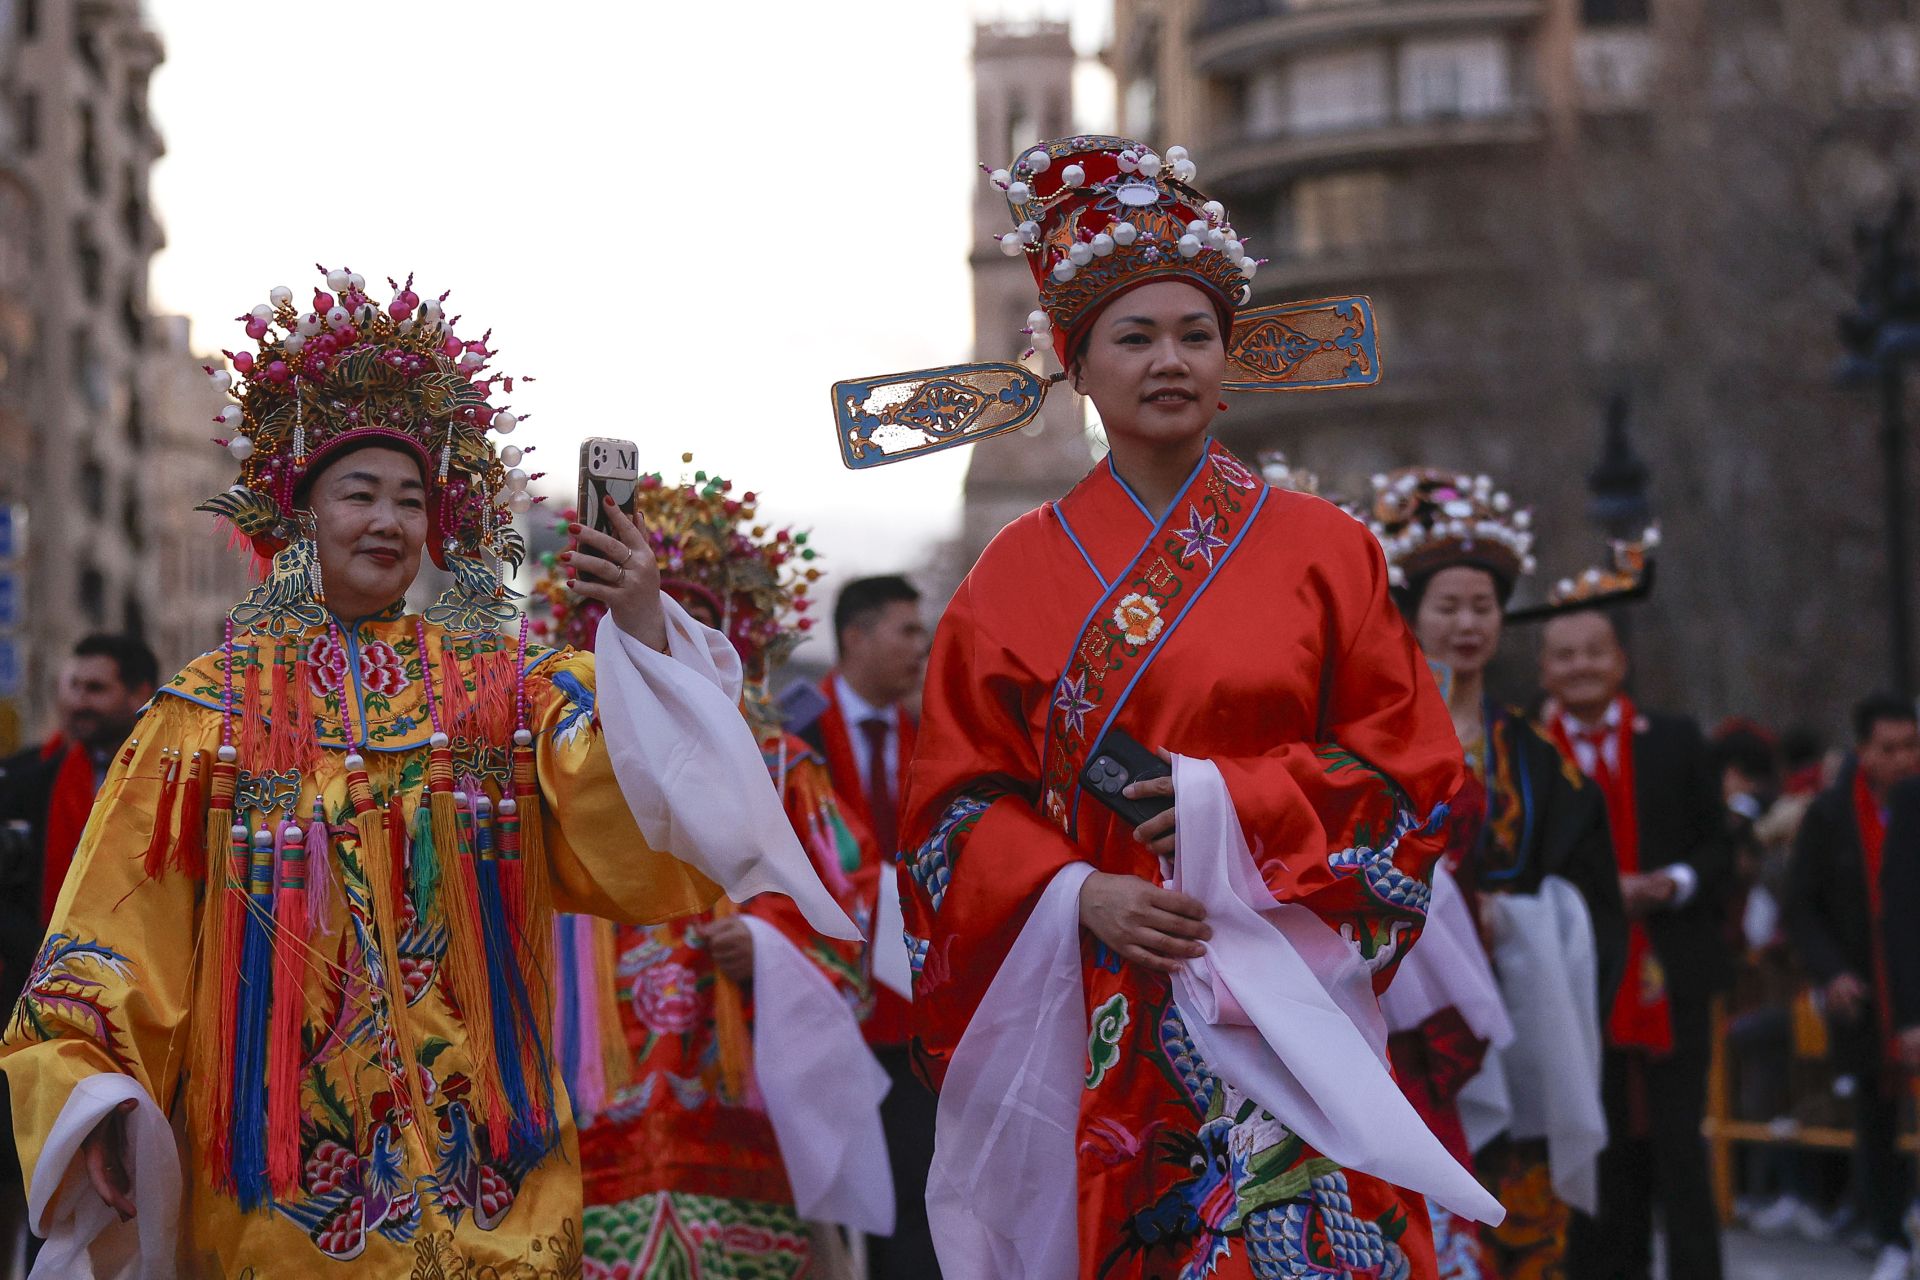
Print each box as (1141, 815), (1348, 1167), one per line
(1288, 47), (1390, 135)
(125, 388), (144, 447)
(78, 104), (102, 195)
(1582, 0), (1650, 23)
(120, 287), (142, 348)
(121, 489), (142, 551)
(122, 592), (146, 642)
(74, 218), (101, 303)
(75, 24), (103, 79)
(15, 93), (36, 152)
(17, 0), (37, 40)
(1400, 36), (1513, 121)
(80, 456), (105, 518)
(79, 567), (105, 626)
(1247, 67), (1288, 138)
(1290, 170), (1392, 257)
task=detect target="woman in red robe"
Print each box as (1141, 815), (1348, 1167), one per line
(850, 136), (1490, 1280)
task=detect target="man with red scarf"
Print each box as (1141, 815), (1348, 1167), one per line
(1789, 692), (1920, 1280)
(1538, 610), (1731, 1280)
(0, 632), (156, 1262)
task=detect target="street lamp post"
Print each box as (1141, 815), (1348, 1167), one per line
(1837, 188), (1920, 698)
(1587, 391), (1652, 539)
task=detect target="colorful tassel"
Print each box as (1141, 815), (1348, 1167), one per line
(711, 897), (752, 1106)
(409, 799), (440, 925)
(266, 647), (304, 775)
(231, 826), (277, 1210)
(266, 818), (310, 1198)
(141, 750), (181, 882)
(173, 752), (207, 878)
(594, 917), (635, 1096)
(191, 818), (247, 1192)
(509, 736), (555, 1033)
(429, 756), (505, 1137)
(304, 799), (337, 938)
(473, 795), (554, 1162)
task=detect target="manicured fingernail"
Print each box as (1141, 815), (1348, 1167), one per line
(560, 551), (572, 562)
(603, 496), (615, 505)
(567, 523), (580, 533)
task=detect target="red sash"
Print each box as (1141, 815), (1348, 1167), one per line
(1852, 771), (1900, 1069)
(40, 736), (96, 927)
(1548, 700), (1674, 1055)
(1038, 441), (1267, 836)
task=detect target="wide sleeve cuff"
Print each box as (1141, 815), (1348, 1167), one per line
(26, 1073), (180, 1280)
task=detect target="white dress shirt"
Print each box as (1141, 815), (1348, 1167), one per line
(1556, 697), (1698, 908)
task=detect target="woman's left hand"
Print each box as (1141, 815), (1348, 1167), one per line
(1125, 749), (1176, 858)
(705, 916), (755, 984)
(567, 498), (667, 652)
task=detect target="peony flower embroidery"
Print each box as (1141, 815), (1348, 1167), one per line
(633, 960), (699, 1035)
(1112, 593), (1165, 647)
(306, 633), (349, 696)
(1212, 451), (1258, 491)
(304, 634), (412, 698)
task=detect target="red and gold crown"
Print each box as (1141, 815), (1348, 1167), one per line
(530, 458), (819, 672)
(1359, 467), (1536, 592)
(196, 265), (535, 574)
(990, 136), (1260, 366)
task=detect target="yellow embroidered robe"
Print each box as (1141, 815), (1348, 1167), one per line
(0, 607), (719, 1277)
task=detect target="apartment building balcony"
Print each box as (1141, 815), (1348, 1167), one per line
(1194, 0), (1545, 74)
(1206, 106), (1543, 189)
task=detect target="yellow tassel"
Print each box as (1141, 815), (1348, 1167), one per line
(593, 918), (634, 1095)
(711, 898), (751, 1104)
(511, 742), (553, 1032)
(429, 758), (506, 1124)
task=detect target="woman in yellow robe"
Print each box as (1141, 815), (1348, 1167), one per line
(0, 267), (849, 1278)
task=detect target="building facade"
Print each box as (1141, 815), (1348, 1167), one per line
(1108, 0), (1920, 729)
(0, 0), (246, 746)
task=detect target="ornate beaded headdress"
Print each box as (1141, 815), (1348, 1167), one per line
(195, 265), (538, 634)
(1359, 467), (1537, 595)
(1504, 526), (1659, 623)
(831, 136), (1382, 468)
(530, 458), (819, 674)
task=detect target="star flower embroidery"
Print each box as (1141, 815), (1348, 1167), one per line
(1053, 671), (1096, 740)
(1175, 504), (1228, 568)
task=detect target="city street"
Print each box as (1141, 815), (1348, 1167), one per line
(1691, 1230), (1875, 1279)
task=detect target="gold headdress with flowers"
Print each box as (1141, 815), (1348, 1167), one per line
(196, 265), (538, 633)
(1358, 468), (1537, 595)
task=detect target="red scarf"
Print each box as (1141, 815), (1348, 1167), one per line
(40, 735), (98, 926)
(1549, 697), (1674, 1056)
(1852, 770), (1900, 1068)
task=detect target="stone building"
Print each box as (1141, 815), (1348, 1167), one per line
(0, 0), (247, 745)
(1103, 0), (1920, 729)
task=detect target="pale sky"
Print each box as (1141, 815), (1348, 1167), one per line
(146, 0), (1114, 595)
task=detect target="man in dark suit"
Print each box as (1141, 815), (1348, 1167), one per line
(1540, 610), (1731, 1280)
(796, 575), (936, 1279)
(1793, 694), (1920, 1280)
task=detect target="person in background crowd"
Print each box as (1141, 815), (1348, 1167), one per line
(0, 633), (158, 1266)
(1540, 609), (1731, 1280)
(1789, 694), (1920, 1280)
(801, 574), (937, 1279)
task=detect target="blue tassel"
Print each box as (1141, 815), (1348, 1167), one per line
(472, 799), (556, 1163)
(230, 826), (277, 1210)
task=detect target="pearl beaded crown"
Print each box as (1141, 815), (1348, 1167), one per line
(988, 136), (1261, 366)
(197, 265), (534, 575)
(1359, 467), (1537, 592)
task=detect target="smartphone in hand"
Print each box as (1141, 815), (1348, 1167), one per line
(1080, 728), (1173, 828)
(577, 438), (640, 541)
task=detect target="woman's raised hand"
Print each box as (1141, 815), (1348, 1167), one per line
(567, 498), (668, 652)
(1078, 871), (1210, 975)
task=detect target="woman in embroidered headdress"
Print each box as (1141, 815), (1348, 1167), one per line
(1355, 469), (1628, 1280)
(832, 139), (1502, 1279)
(530, 468), (893, 1280)
(0, 269), (852, 1278)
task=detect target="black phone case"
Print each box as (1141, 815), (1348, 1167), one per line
(1081, 729), (1173, 829)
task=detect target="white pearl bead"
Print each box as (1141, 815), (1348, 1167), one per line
(228, 436), (254, 461)
(325, 268), (350, 291)
(218, 745), (238, 763)
(217, 404), (243, 427)
(1188, 219), (1210, 237)
(506, 467), (530, 490)
(514, 728), (533, 746)
(458, 352), (484, 371)
(1207, 228), (1228, 250)
(284, 333), (306, 355)
(1007, 181), (1030, 202)
(325, 306), (350, 328)
(499, 797), (519, 815)
(1225, 238), (1243, 259)
(250, 304), (272, 320)
(1172, 160), (1196, 183)
(1027, 308), (1051, 333)
(492, 410), (518, 434)
(344, 753), (365, 770)
(1052, 261), (1077, 283)
(1178, 235), (1202, 258)
(347, 272), (365, 291)
(253, 828), (273, 846)
(1138, 153), (1162, 178)
(1091, 233), (1115, 257)
(989, 168), (1010, 187)
(508, 491), (533, 514)
(1112, 222), (1138, 246)
(999, 233), (1024, 257)
(1116, 152), (1138, 173)
(1240, 256), (1259, 278)
(422, 299), (443, 320)
(297, 313), (322, 337)
(430, 731), (450, 748)
(1017, 220), (1040, 244)
(285, 824), (304, 842)
(208, 369), (232, 391)
(1167, 145), (1190, 162)
(475, 795), (492, 814)
(268, 285), (292, 306)
(1202, 200), (1225, 220)
(397, 317), (415, 334)
(501, 445), (523, 467)
(1067, 241), (1093, 266)
(1062, 164), (1085, 187)
(1025, 150), (1050, 173)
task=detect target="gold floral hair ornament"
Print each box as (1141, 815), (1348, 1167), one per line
(1359, 467), (1537, 594)
(831, 138), (1380, 470)
(194, 267), (538, 610)
(1505, 526), (1660, 624)
(529, 456), (819, 673)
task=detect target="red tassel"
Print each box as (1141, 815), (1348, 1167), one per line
(267, 648), (303, 774)
(266, 819), (310, 1198)
(142, 751), (181, 881)
(204, 825), (249, 1192)
(173, 753), (207, 878)
(386, 791), (410, 904)
(238, 653), (264, 765)
(442, 645), (474, 741)
(475, 648), (516, 745)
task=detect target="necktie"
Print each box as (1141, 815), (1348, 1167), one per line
(1579, 726), (1615, 792)
(860, 715), (898, 858)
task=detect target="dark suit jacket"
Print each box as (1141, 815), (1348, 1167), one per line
(1788, 758), (1877, 991)
(1628, 711), (1737, 1007)
(0, 742), (69, 1009)
(1876, 773), (1920, 1032)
